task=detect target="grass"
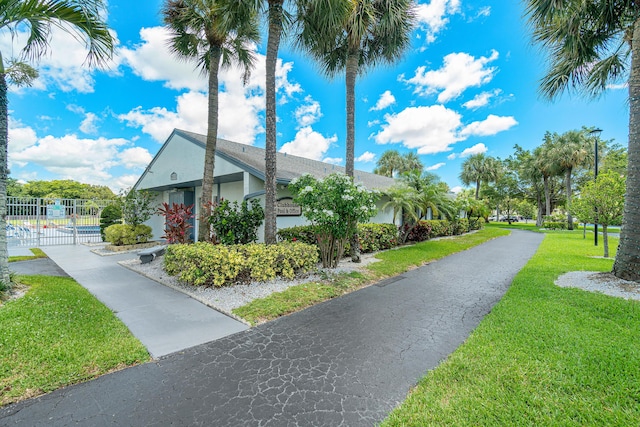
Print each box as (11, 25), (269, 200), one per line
(8, 248), (48, 263)
(382, 232), (640, 426)
(232, 227), (510, 325)
(0, 275), (150, 406)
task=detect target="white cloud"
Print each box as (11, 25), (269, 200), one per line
(370, 90), (396, 111)
(118, 147), (153, 169)
(462, 90), (502, 109)
(80, 113), (99, 134)
(450, 185), (463, 193)
(323, 157), (343, 165)
(118, 26), (303, 145)
(415, 0), (461, 44)
(8, 120), (38, 156)
(447, 153), (457, 160)
(374, 105), (463, 154)
(295, 96), (322, 127)
(461, 114), (518, 137)
(355, 151), (376, 163)
(426, 162), (445, 171)
(0, 26), (120, 94)
(279, 126), (338, 160)
(406, 50), (499, 103)
(460, 143), (488, 157)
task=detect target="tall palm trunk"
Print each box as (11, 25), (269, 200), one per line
(346, 52), (360, 262)
(264, 0), (284, 245)
(345, 52), (357, 178)
(565, 168), (574, 230)
(0, 72), (9, 286)
(613, 18), (640, 281)
(198, 46), (222, 242)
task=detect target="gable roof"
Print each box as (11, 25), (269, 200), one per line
(137, 129), (396, 191)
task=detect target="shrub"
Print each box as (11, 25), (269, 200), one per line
(542, 214), (568, 230)
(104, 224), (152, 246)
(206, 199), (264, 245)
(99, 204), (122, 241)
(164, 242), (318, 287)
(288, 173), (378, 268)
(405, 221), (432, 242)
(158, 203), (194, 244)
(278, 223), (398, 253)
(122, 189), (156, 226)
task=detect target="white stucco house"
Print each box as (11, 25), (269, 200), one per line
(133, 129), (398, 242)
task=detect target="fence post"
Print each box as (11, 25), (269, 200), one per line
(37, 198), (41, 247)
(72, 199), (77, 245)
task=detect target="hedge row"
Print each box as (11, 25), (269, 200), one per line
(104, 224), (152, 246)
(164, 241), (318, 287)
(277, 223), (398, 253)
(278, 219), (483, 250)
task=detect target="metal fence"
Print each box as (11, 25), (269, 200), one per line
(6, 197), (117, 247)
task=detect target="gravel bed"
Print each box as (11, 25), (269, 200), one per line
(555, 271), (640, 301)
(119, 253), (381, 321)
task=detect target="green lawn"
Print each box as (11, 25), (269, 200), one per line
(233, 227), (510, 325)
(0, 275), (149, 406)
(382, 232), (640, 426)
(8, 248), (48, 263)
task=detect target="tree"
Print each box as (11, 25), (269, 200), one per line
(459, 153), (501, 199)
(573, 171), (625, 258)
(374, 149), (424, 177)
(549, 129), (593, 230)
(381, 183), (419, 244)
(263, 0), (284, 245)
(163, 0), (259, 242)
(295, 0), (415, 178)
(0, 0), (114, 287)
(526, 0), (640, 280)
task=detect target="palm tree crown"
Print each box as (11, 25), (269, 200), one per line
(163, 0), (259, 241)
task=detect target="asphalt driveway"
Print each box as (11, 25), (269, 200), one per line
(0, 229), (543, 426)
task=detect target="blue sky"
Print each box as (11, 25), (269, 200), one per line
(4, 0), (629, 193)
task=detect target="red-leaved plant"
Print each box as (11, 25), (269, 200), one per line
(158, 202), (194, 244)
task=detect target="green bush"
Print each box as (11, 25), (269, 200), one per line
(543, 221), (568, 230)
(164, 242), (318, 287)
(206, 199), (264, 245)
(104, 224), (152, 246)
(422, 220), (454, 238)
(278, 223), (398, 253)
(99, 204), (122, 241)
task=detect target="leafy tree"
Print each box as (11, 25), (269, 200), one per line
(121, 189), (156, 227)
(549, 129), (593, 230)
(381, 183), (419, 244)
(573, 171), (625, 258)
(525, 0), (640, 280)
(289, 173), (378, 268)
(0, 0), (114, 287)
(515, 200), (536, 223)
(163, 0), (259, 242)
(459, 153), (501, 199)
(21, 179), (116, 199)
(6, 178), (25, 197)
(99, 204), (123, 241)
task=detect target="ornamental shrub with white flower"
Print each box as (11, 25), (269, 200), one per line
(288, 173), (379, 268)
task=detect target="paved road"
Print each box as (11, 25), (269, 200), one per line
(0, 230), (543, 426)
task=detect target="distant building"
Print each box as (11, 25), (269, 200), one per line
(133, 129), (397, 242)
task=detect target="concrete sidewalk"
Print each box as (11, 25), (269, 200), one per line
(22, 244), (248, 358)
(1, 230), (543, 426)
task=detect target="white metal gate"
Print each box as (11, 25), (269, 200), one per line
(6, 197), (117, 247)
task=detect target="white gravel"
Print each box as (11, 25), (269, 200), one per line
(555, 271), (640, 301)
(119, 253), (381, 322)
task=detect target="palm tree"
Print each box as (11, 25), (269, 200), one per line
(534, 134), (559, 218)
(381, 183), (418, 244)
(526, 0), (640, 280)
(373, 149), (402, 177)
(459, 154), (501, 200)
(549, 129), (592, 230)
(0, 0), (113, 287)
(163, 0), (259, 242)
(295, 0), (415, 177)
(263, 0), (289, 245)
(374, 149), (424, 177)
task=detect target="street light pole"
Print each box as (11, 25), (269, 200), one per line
(589, 128), (602, 246)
